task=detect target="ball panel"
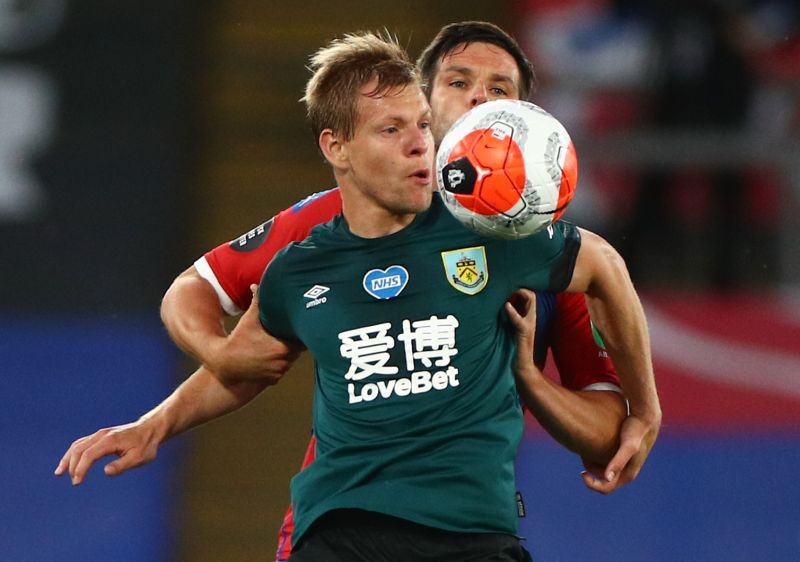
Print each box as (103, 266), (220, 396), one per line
(477, 167), (526, 216)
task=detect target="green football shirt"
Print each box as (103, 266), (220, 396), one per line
(259, 195), (581, 543)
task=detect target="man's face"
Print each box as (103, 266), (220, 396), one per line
(428, 42), (521, 145)
(340, 80), (434, 216)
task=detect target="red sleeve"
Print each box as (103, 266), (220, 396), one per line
(200, 189), (342, 313)
(275, 434), (317, 561)
(550, 292), (621, 391)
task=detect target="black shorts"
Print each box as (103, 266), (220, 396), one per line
(288, 509), (533, 562)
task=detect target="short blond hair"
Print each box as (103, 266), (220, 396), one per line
(303, 31), (419, 141)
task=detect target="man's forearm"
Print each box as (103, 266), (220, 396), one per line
(584, 269), (660, 421)
(570, 229), (661, 421)
(563, 229), (661, 488)
(518, 372), (626, 465)
(140, 365), (269, 442)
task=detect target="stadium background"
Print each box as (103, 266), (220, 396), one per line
(1, 1), (798, 560)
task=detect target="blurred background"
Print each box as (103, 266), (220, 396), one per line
(1, 0), (798, 560)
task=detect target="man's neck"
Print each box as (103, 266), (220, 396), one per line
(340, 197), (418, 239)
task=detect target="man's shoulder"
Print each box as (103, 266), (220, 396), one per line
(272, 188), (342, 234)
(284, 188), (342, 215)
(266, 217), (340, 269)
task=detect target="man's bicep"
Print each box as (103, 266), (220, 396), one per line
(162, 264), (229, 318)
(564, 227), (622, 294)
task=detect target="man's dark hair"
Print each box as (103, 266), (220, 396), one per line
(417, 21), (536, 100)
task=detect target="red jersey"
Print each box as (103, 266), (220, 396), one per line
(196, 190), (344, 315)
(194, 187), (620, 561)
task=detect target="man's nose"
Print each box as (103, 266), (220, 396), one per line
(470, 84), (488, 107)
(407, 127), (430, 156)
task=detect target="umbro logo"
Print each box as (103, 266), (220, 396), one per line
(304, 285), (330, 308)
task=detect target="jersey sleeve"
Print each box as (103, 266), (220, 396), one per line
(194, 189), (343, 315)
(509, 220), (581, 294)
(549, 292), (621, 391)
(257, 250), (297, 342)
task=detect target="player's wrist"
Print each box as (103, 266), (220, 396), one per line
(628, 401), (662, 428)
(515, 355), (544, 380)
(137, 409), (172, 444)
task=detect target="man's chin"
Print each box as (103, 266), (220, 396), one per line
(405, 189), (434, 214)
(417, 189), (434, 212)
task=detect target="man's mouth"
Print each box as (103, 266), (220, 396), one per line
(409, 168), (431, 181)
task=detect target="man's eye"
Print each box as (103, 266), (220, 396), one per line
(490, 87), (508, 96)
(449, 80), (466, 88)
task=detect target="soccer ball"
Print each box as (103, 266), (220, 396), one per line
(436, 99), (577, 239)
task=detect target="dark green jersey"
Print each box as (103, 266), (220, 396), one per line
(259, 195), (580, 543)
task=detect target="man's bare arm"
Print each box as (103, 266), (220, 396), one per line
(160, 266), (229, 367)
(566, 228), (661, 493)
(54, 365), (273, 485)
(57, 287), (299, 485)
(506, 289), (627, 466)
(161, 267), (296, 380)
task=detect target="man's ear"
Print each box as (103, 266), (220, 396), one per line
(319, 129), (347, 169)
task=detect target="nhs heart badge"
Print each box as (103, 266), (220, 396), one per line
(363, 265), (409, 300)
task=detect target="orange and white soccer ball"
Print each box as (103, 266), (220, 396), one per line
(436, 99), (577, 239)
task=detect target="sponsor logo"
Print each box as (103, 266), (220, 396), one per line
(347, 368), (459, 404)
(339, 316), (461, 404)
(230, 219), (273, 252)
(362, 265), (409, 300)
(441, 246), (488, 295)
(304, 284), (329, 308)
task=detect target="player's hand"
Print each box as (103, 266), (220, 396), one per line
(504, 288), (541, 388)
(209, 284), (303, 383)
(580, 411), (659, 494)
(54, 419), (161, 486)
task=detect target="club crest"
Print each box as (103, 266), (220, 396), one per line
(441, 246), (488, 295)
(363, 265), (409, 300)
